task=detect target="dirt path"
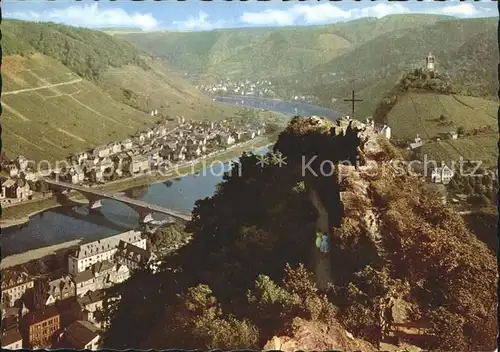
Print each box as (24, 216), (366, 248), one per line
(57, 128), (87, 143)
(309, 188), (333, 290)
(2, 102), (30, 121)
(3, 78), (82, 95)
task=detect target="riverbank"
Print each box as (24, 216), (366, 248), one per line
(1, 239), (82, 270)
(1, 136), (275, 229)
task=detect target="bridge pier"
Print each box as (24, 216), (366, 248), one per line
(139, 212), (154, 224)
(89, 199), (102, 210)
(84, 194), (103, 211)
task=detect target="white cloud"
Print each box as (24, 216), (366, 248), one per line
(172, 11), (227, 31)
(239, 2), (493, 27)
(5, 3), (159, 30)
(240, 3), (410, 26)
(356, 3), (409, 18)
(434, 3), (480, 17)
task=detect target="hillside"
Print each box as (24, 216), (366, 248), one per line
(275, 17), (497, 117)
(370, 65), (498, 167)
(98, 116), (496, 351)
(114, 14), (450, 82)
(0, 20), (256, 162)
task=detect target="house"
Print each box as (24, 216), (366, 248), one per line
(448, 131), (458, 140)
(380, 125), (391, 139)
(145, 129), (154, 139)
(431, 165), (455, 184)
(20, 170), (37, 182)
(2, 308), (21, 333)
(1, 328), (23, 349)
(232, 131), (244, 141)
(157, 126), (168, 137)
(15, 156), (29, 172)
(408, 135), (423, 150)
(1, 179), (32, 200)
(75, 152), (89, 165)
(1, 272), (35, 308)
(77, 290), (105, 326)
(48, 276), (76, 301)
(68, 230), (145, 274)
(92, 145), (110, 159)
(68, 166), (85, 185)
(72, 270), (95, 298)
(121, 139), (133, 151)
(92, 261), (116, 291)
(247, 131), (256, 139)
(111, 264), (130, 284)
(109, 142), (122, 155)
(7, 164), (19, 178)
(218, 134), (235, 147)
(61, 320), (101, 350)
(115, 241), (156, 271)
(54, 297), (87, 329)
(130, 155), (150, 174)
(20, 305), (60, 349)
(96, 157), (114, 173)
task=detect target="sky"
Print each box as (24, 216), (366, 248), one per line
(3, 0), (497, 31)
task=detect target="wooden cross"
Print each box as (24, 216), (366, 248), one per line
(344, 90), (363, 118)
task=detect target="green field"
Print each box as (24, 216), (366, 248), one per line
(422, 134), (497, 167)
(387, 92), (497, 140)
(383, 91), (497, 167)
(1, 21), (283, 163)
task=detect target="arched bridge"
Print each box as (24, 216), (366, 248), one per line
(43, 178), (192, 223)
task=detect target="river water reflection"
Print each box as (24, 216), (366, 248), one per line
(1, 98), (340, 256)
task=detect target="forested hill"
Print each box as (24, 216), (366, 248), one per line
(0, 20), (257, 162)
(278, 17), (498, 118)
(3, 20), (149, 80)
(113, 14), (451, 81)
(99, 116), (497, 351)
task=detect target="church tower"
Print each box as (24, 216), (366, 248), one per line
(426, 53), (435, 72)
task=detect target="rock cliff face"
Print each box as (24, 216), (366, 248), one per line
(263, 317), (376, 352)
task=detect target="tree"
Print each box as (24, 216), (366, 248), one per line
(457, 126), (466, 136)
(33, 280), (48, 310)
(467, 194), (490, 207)
(463, 181), (473, 195)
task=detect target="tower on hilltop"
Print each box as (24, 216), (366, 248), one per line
(425, 53), (436, 72)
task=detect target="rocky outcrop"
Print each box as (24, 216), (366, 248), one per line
(263, 317), (376, 352)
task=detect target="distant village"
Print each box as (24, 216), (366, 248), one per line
(196, 78), (320, 104)
(1, 229), (167, 349)
(0, 116), (268, 207)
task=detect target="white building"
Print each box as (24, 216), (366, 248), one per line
(431, 165), (454, 184)
(92, 145), (110, 159)
(75, 152), (89, 165)
(121, 139), (133, 151)
(381, 125), (391, 139)
(426, 52), (436, 72)
(1, 272), (34, 307)
(109, 142), (122, 155)
(1, 329), (23, 350)
(68, 230), (145, 275)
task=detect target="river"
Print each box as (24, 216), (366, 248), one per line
(1, 98), (341, 257)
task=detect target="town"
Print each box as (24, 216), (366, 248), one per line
(1, 229), (164, 349)
(195, 78), (321, 105)
(0, 115), (269, 207)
